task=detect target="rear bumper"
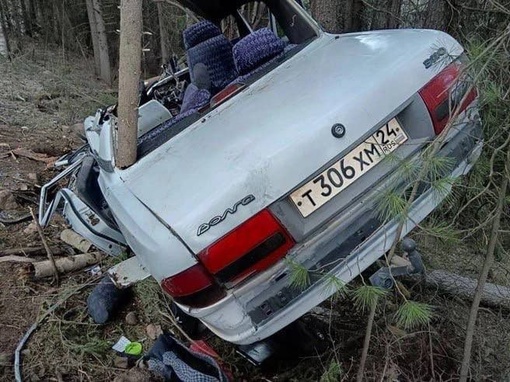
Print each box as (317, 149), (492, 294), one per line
(181, 118), (483, 345)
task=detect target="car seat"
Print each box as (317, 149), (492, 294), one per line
(184, 21), (237, 93)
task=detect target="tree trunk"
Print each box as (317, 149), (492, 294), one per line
(116, 0), (142, 169)
(459, 150), (510, 382)
(310, 0), (343, 33)
(311, 0), (364, 34)
(351, 0), (365, 31)
(386, 0), (402, 29)
(19, 0), (30, 36)
(156, 1), (168, 66)
(0, 0), (11, 58)
(85, 0), (101, 76)
(418, 270), (510, 310)
(91, 0), (111, 85)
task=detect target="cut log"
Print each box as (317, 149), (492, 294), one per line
(60, 229), (92, 253)
(420, 270), (510, 310)
(33, 252), (104, 278)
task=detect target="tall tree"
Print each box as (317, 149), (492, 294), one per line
(156, 1), (168, 66)
(311, 0), (343, 33)
(386, 0), (402, 28)
(85, 0), (101, 76)
(310, 0), (365, 33)
(0, 0), (10, 59)
(88, 0), (111, 85)
(116, 0), (142, 168)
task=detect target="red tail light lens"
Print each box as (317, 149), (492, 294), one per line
(161, 264), (225, 307)
(419, 59), (477, 135)
(198, 210), (295, 284)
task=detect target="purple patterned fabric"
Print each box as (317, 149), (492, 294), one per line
(138, 86), (210, 146)
(180, 83), (211, 113)
(138, 108), (197, 146)
(232, 28), (286, 76)
(183, 21), (221, 50)
(229, 44), (298, 86)
(187, 35), (237, 93)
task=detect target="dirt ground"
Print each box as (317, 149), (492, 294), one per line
(1, 45), (510, 382)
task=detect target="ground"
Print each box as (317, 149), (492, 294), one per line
(1, 45), (510, 381)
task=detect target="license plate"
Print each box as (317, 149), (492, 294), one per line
(290, 119), (408, 217)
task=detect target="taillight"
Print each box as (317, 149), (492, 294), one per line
(419, 58), (477, 135)
(161, 264), (225, 307)
(198, 209), (295, 284)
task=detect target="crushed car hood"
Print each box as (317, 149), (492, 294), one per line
(118, 29), (462, 253)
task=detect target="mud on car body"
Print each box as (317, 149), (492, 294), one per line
(40, 0), (483, 345)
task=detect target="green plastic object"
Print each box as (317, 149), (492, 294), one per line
(124, 342), (143, 356)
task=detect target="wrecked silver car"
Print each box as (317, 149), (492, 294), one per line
(40, 0), (483, 345)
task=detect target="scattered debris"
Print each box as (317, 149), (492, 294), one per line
(32, 252), (104, 279)
(112, 335), (143, 357)
(0, 189), (19, 210)
(87, 276), (130, 324)
(146, 324), (163, 340)
(87, 264), (103, 276)
(27, 172), (39, 184)
(11, 148), (58, 167)
(125, 312), (139, 326)
(112, 336), (133, 353)
(60, 229), (93, 253)
(29, 207), (59, 283)
(0, 212), (32, 225)
(23, 222), (38, 235)
(0, 255), (36, 264)
(14, 278), (100, 382)
(0, 246), (64, 257)
(113, 356), (129, 369)
(146, 333), (230, 382)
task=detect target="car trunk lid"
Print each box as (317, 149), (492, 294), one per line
(119, 29), (463, 255)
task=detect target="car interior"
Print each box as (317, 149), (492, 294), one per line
(135, 0), (319, 158)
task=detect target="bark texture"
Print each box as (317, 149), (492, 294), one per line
(90, 0), (111, 85)
(311, 0), (343, 33)
(311, 0), (365, 33)
(116, 0), (142, 169)
(156, 1), (168, 66)
(33, 252), (104, 278)
(85, 0), (101, 76)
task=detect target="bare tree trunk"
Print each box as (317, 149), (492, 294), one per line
(386, 0), (402, 28)
(156, 1), (168, 66)
(85, 0), (101, 76)
(459, 149), (510, 382)
(311, 0), (364, 33)
(310, 0), (343, 33)
(351, 0), (365, 31)
(52, 0), (59, 43)
(91, 0), (111, 85)
(0, 0), (11, 58)
(19, 0), (30, 36)
(116, 0), (142, 169)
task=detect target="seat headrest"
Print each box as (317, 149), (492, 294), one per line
(183, 21), (222, 50)
(233, 28), (286, 76)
